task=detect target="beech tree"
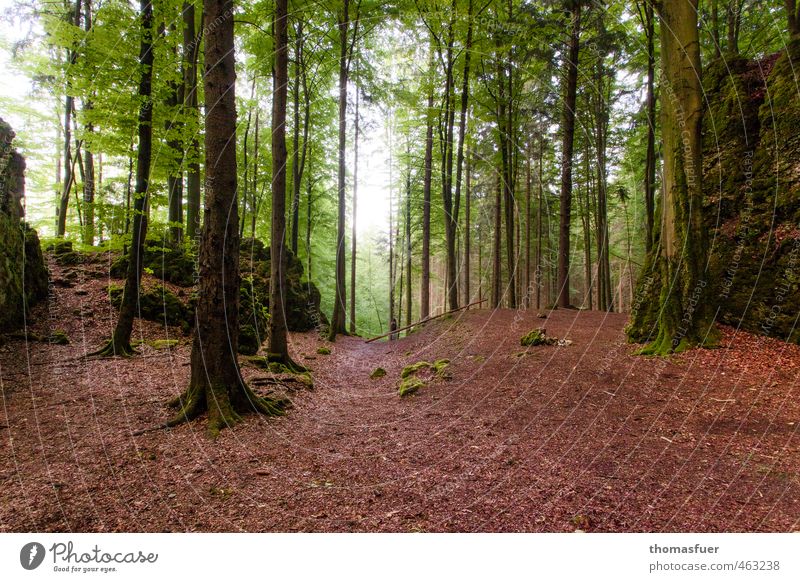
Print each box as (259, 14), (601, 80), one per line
(627, 0), (715, 354)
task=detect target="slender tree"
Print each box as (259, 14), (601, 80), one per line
(183, 0), (202, 243)
(556, 0), (581, 308)
(420, 42), (434, 319)
(89, 0), (153, 356)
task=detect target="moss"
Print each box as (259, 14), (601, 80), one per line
(108, 283), (190, 329)
(432, 359), (450, 377)
(316, 346), (331, 355)
(397, 359), (451, 397)
(150, 339), (179, 350)
(398, 377), (426, 397)
(370, 367), (387, 379)
(401, 361), (431, 378)
(49, 329), (70, 345)
(520, 328), (547, 346)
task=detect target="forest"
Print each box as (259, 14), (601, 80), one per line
(0, 0), (798, 533)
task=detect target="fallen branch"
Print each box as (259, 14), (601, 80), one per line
(365, 299), (487, 343)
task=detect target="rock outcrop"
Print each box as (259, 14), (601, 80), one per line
(0, 117), (48, 332)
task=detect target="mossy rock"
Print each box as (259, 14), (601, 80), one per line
(46, 240), (74, 256)
(239, 238), (328, 333)
(108, 283), (190, 330)
(316, 346), (331, 355)
(397, 359), (450, 397)
(520, 328), (547, 346)
(370, 367), (386, 379)
(49, 329), (70, 345)
(149, 339), (179, 350)
(398, 377), (426, 397)
(109, 240), (196, 287)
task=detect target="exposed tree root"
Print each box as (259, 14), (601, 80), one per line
(86, 338), (137, 359)
(266, 352), (308, 374)
(165, 381), (290, 438)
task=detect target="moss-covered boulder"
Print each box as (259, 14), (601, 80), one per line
(520, 328), (548, 346)
(239, 238), (328, 333)
(110, 238), (195, 287)
(0, 118), (48, 332)
(398, 359), (450, 397)
(108, 283), (191, 331)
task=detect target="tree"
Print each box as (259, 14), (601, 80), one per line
(635, 0), (657, 253)
(788, 0), (800, 36)
(420, 41), (434, 319)
(168, 0), (286, 436)
(627, 0), (715, 354)
(89, 0), (154, 357)
(183, 0), (202, 243)
(267, 0), (301, 369)
(329, 0), (359, 340)
(556, 0), (581, 308)
(81, 0), (96, 246)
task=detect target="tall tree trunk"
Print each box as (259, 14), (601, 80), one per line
(57, 0), (81, 237)
(496, 43), (516, 309)
(711, 0), (721, 57)
(405, 158), (412, 328)
(525, 151), (531, 308)
(81, 0), (95, 245)
(165, 18), (184, 247)
(440, 0), (459, 312)
(557, 1), (581, 308)
(463, 147), (471, 306)
(726, 0), (741, 55)
(535, 137), (543, 309)
(629, 0), (713, 354)
(787, 0), (800, 36)
(183, 0), (201, 243)
(349, 62), (359, 334)
(492, 173), (502, 308)
(290, 21), (304, 255)
(642, 0), (656, 253)
(420, 43), (434, 319)
(450, 0), (473, 311)
(267, 0), (295, 366)
(169, 0), (285, 437)
(329, 0), (350, 340)
(92, 0), (153, 356)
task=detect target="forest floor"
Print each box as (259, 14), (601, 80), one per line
(1, 256), (799, 532)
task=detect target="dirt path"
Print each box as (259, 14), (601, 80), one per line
(1, 259), (798, 532)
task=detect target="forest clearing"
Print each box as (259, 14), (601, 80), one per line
(0, 255), (798, 532)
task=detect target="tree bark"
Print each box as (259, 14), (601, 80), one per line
(267, 0), (293, 364)
(329, 0), (350, 340)
(168, 0), (286, 437)
(463, 147), (471, 306)
(81, 0), (95, 245)
(492, 173), (502, 308)
(420, 43), (434, 320)
(91, 0), (153, 356)
(349, 63), (359, 334)
(788, 0), (800, 36)
(557, 1), (581, 308)
(183, 0), (201, 243)
(629, 0), (713, 354)
(57, 0), (81, 237)
(405, 155), (412, 328)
